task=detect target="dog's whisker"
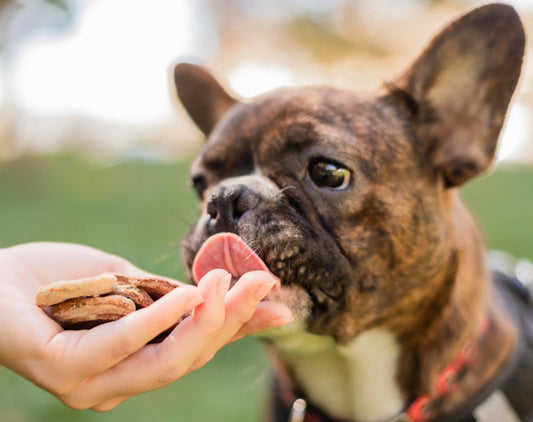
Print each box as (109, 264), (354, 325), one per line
(279, 185), (297, 195)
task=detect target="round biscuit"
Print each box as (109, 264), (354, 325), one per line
(35, 273), (118, 307)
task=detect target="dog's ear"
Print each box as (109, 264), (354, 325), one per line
(173, 63), (237, 136)
(388, 3), (525, 187)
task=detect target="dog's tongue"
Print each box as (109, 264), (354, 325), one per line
(192, 233), (270, 284)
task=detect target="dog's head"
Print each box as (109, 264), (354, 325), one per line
(175, 4), (524, 342)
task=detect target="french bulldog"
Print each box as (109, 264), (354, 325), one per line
(175, 3), (532, 421)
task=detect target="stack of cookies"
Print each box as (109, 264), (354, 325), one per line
(35, 273), (181, 330)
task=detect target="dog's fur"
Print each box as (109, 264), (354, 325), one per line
(175, 4), (527, 421)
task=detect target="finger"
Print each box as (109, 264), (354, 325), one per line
(151, 269), (231, 374)
(45, 285), (204, 378)
(227, 300), (293, 343)
(69, 270), (230, 403)
(202, 271), (279, 350)
(91, 396), (128, 412)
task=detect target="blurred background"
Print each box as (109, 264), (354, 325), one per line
(0, 0), (532, 421)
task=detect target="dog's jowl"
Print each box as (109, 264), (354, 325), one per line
(175, 4), (532, 422)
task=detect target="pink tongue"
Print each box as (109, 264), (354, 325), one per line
(192, 232), (270, 284)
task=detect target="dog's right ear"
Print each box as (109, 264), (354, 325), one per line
(173, 63), (237, 136)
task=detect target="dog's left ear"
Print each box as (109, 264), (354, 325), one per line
(389, 3), (525, 187)
(173, 63), (237, 136)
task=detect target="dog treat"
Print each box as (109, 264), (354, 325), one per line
(35, 273), (182, 331)
(113, 284), (154, 307)
(35, 273), (118, 307)
(51, 295), (136, 329)
(115, 274), (179, 299)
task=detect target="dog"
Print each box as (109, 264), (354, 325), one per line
(174, 3), (532, 421)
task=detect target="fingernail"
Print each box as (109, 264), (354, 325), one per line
(254, 280), (276, 301)
(271, 275), (281, 290)
(217, 273), (232, 297)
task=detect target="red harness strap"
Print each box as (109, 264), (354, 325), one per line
(404, 318), (490, 422)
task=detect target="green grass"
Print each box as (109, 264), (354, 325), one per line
(461, 165), (533, 259)
(0, 153), (196, 276)
(0, 153), (532, 422)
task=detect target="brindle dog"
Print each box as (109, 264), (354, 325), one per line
(175, 4), (530, 422)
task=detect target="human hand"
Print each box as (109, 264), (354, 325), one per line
(0, 242), (292, 410)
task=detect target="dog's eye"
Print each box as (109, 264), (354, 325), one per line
(308, 160), (351, 190)
(190, 174), (207, 197)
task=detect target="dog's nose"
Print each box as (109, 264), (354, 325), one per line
(206, 184), (260, 229)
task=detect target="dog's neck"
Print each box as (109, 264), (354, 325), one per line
(404, 192), (517, 406)
(264, 192), (517, 422)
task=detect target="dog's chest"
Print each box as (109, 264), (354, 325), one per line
(270, 328), (405, 422)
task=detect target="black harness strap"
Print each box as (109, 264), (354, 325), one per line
(493, 271), (533, 421)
